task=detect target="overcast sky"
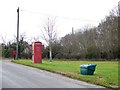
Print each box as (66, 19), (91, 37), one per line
(0, 0), (119, 45)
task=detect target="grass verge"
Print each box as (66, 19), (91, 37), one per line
(11, 59), (119, 89)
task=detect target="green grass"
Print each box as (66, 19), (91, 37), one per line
(11, 59), (119, 89)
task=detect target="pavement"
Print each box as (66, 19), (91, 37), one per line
(1, 60), (108, 89)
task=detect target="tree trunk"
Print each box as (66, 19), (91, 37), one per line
(49, 46), (52, 61)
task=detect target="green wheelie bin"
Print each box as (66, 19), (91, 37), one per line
(80, 64), (97, 75)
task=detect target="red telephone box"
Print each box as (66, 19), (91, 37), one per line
(32, 41), (42, 63)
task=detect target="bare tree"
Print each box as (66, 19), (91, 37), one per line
(1, 35), (6, 45)
(41, 17), (57, 61)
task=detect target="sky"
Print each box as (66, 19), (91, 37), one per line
(0, 0), (119, 45)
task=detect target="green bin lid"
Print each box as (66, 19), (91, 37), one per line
(80, 64), (96, 68)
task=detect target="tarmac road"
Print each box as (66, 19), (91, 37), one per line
(1, 60), (107, 89)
